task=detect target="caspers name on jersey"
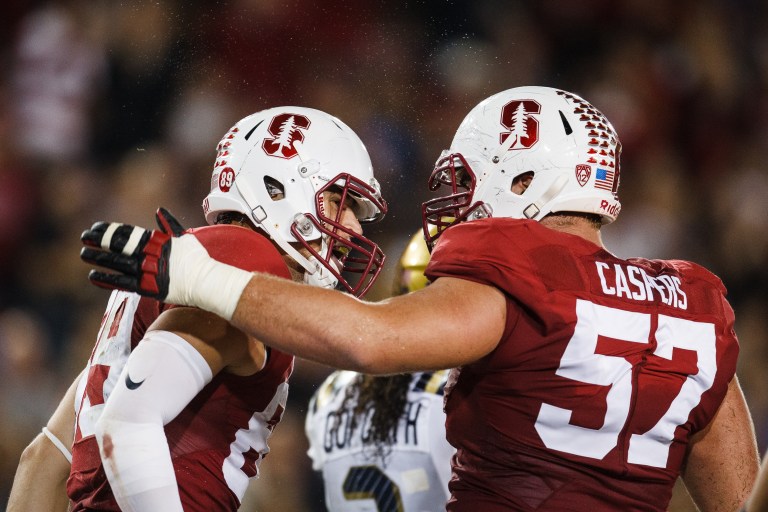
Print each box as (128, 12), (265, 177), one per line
(322, 399), (424, 454)
(595, 261), (688, 310)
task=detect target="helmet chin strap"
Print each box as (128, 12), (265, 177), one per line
(523, 174), (569, 220)
(490, 127), (525, 163)
(302, 240), (339, 289)
(233, 174), (337, 289)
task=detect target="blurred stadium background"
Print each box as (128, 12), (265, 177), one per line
(1, 0), (767, 509)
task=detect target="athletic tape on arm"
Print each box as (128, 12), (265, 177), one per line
(165, 234), (252, 321)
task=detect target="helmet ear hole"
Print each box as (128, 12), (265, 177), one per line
(456, 166), (473, 188)
(511, 171), (535, 195)
(264, 175), (285, 200)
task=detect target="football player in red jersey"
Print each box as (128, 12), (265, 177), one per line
(80, 86), (759, 511)
(8, 106), (386, 512)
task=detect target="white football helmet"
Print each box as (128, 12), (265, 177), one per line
(203, 106), (387, 297)
(422, 86), (621, 248)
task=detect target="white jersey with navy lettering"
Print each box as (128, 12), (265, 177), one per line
(305, 370), (454, 512)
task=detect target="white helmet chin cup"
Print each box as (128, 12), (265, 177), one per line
(422, 86), (622, 248)
(302, 247), (340, 290)
(304, 269), (338, 289)
(203, 107), (387, 297)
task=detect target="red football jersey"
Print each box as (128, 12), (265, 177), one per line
(425, 218), (739, 512)
(67, 225), (294, 511)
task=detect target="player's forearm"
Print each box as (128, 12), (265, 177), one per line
(684, 449), (758, 512)
(230, 272), (395, 373)
(8, 373), (80, 512)
(229, 272), (506, 373)
(683, 377), (759, 511)
(7, 434), (71, 512)
(746, 454), (768, 512)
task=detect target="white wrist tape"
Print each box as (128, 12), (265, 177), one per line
(165, 234), (253, 321)
(95, 330), (213, 511)
(42, 426), (72, 463)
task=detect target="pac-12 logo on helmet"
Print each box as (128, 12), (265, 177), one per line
(500, 99), (541, 149)
(262, 113), (311, 159)
(575, 164), (591, 187)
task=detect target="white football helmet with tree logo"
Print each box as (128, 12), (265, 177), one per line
(422, 86), (621, 248)
(203, 106), (387, 296)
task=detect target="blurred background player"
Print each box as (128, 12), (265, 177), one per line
(305, 230), (454, 511)
(8, 106), (387, 511)
(79, 86), (760, 511)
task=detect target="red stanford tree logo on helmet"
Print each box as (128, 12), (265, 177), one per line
(500, 99), (540, 150)
(262, 113), (311, 159)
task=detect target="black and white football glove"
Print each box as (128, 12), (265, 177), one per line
(80, 207), (185, 301)
(81, 207), (252, 320)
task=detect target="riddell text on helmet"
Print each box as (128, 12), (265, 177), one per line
(600, 200), (621, 217)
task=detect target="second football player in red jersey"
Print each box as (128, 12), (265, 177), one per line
(9, 106), (387, 511)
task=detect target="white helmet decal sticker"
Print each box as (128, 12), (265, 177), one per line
(500, 99), (541, 150)
(218, 167), (235, 192)
(262, 113), (311, 159)
(594, 167), (616, 191)
(575, 164), (591, 187)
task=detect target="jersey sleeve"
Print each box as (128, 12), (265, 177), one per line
(426, 219), (543, 302)
(188, 225), (292, 279)
(131, 295), (169, 348)
(670, 259), (727, 293)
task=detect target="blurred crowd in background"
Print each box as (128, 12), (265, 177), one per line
(0, 0), (767, 510)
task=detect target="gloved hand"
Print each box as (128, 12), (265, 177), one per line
(80, 207), (252, 320)
(80, 207), (185, 301)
